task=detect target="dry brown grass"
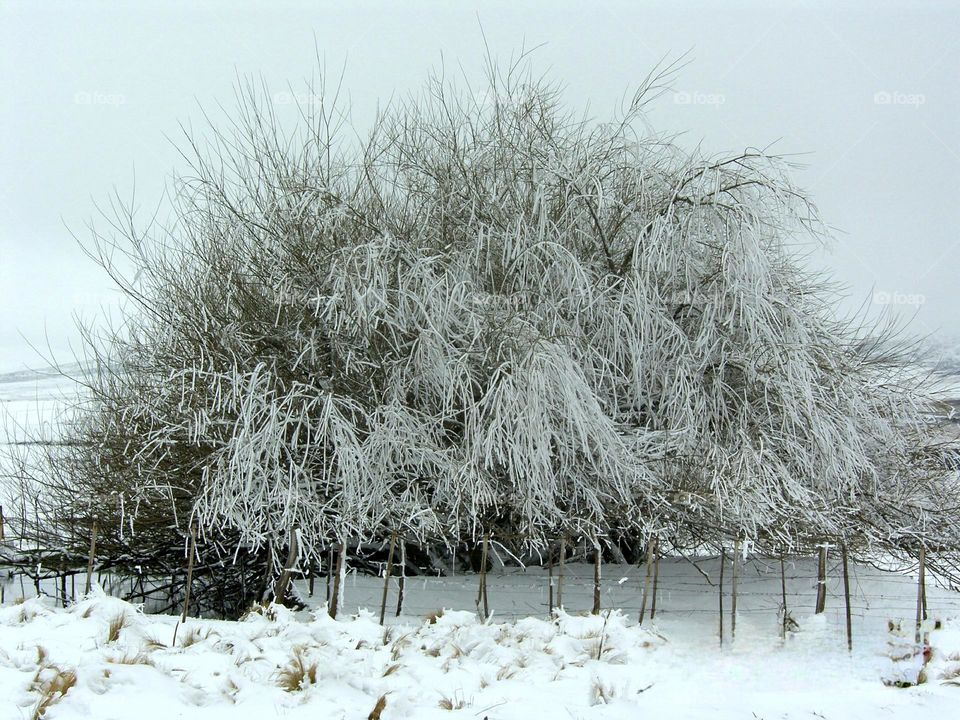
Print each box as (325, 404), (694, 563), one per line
(940, 662), (960, 685)
(30, 665), (77, 719)
(367, 694), (387, 719)
(241, 603), (279, 622)
(589, 676), (621, 706)
(382, 663), (400, 677)
(106, 651), (154, 667)
(437, 691), (468, 710)
(222, 676), (240, 704)
(142, 634), (167, 651)
(105, 613), (128, 643)
(178, 626), (213, 648)
(389, 633), (411, 662)
(276, 647), (318, 692)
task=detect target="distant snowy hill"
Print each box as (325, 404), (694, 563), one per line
(0, 363), (87, 442)
(923, 334), (960, 377)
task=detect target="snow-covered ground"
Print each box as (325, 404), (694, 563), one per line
(3, 557), (960, 719)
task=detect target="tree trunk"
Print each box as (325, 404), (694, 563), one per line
(379, 531), (397, 625)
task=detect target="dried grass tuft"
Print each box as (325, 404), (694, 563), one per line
(940, 662), (960, 685)
(368, 694), (387, 719)
(437, 691), (469, 710)
(178, 626), (212, 648)
(276, 647), (318, 692)
(390, 633), (411, 661)
(105, 613), (127, 643)
(30, 665), (77, 719)
(589, 676), (623, 705)
(107, 651), (154, 667)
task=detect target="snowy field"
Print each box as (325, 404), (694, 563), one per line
(0, 366), (81, 447)
(3, 557), (960, 719)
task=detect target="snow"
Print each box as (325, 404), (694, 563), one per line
(3, 557), (960, 719)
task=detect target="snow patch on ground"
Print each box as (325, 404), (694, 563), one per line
(2, 585), (960, 720)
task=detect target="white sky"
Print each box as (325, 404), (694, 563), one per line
(1, 0), (958, 371)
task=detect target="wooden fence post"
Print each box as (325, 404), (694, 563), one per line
(379, 531), (397, 625)
(84, 521), (98, 595)
(557, 537), (566, 609)
(592, 541), (602, 615)
(650, 539), (661, 620)
(814, 544), (828, 614)
(547, 543), (554, 615)
(915, 546), (926, 645)
(718, 547), (725, 647)
(639, 539), (654, 624)
(841, 544), (852, 652)
(326, 547), (333, 604)
(395, 539), (406, 617)
(172, 524), (197, 646)
(273, 527), (299, 606)
(780, 552), (788, 640)
(731, 538), (740, 640)
(330, 540), (347, 619)
(476, 532), (490, 621)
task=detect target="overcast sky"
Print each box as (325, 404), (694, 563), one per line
(1, 0), (957, 372)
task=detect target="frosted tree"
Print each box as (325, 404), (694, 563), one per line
(11, 54), (960, 618)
